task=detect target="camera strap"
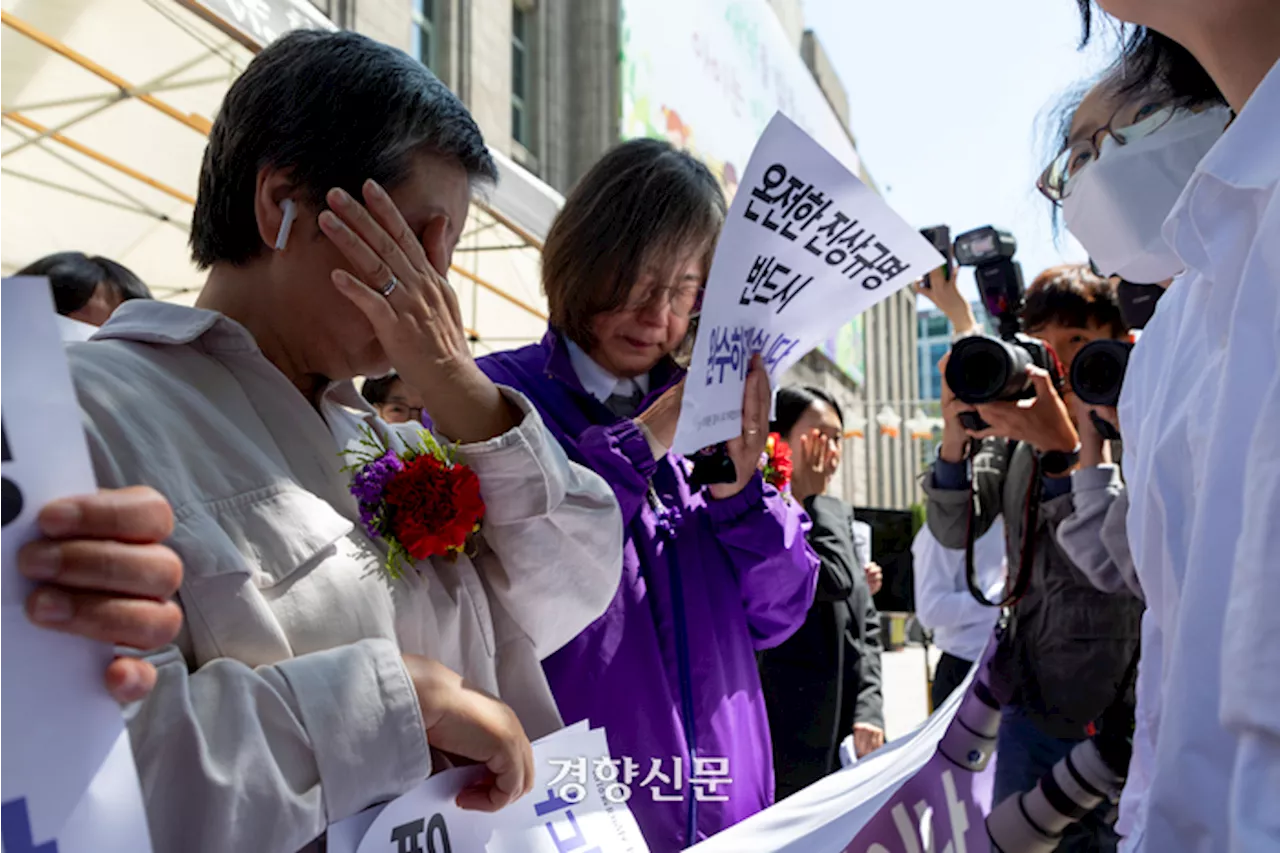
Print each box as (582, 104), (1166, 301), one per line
(965, 439), (1039, 608)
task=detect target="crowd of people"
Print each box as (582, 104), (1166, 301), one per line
(9, 0), (1278, 851)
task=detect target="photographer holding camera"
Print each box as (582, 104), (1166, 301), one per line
(923, 262), (1143, 853)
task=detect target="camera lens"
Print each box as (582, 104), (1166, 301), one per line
(946, 336), (1034, 405)
(1070, 340), (1133, 407)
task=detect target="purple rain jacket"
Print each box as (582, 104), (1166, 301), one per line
(477, 329), (819, 850)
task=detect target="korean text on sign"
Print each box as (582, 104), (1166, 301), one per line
(672, 113), (944, 456)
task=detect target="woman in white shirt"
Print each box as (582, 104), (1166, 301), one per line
(1073, 5), (1280, 850)
(34, 30), (623, 853)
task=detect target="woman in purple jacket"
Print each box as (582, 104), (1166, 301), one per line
(478, 138), (819, 850)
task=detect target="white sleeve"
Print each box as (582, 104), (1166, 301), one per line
(454, 386), (623, 658)
(130, 638), (430, 853)
(911, 525), (996, 632)
(1222, 364), (1280, 852)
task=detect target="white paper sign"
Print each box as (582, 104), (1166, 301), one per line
(1, 278), (152, 852)
(673, 113), (944, 455)
(329, 724), (650, 853)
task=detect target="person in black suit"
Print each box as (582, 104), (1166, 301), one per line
(758, 385), (884, 799)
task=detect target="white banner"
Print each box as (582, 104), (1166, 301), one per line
(328, 723), (650, 853)
(689, 659), (993, 853)
(672, 114), (944, 454)
(1, 278), (152, 852)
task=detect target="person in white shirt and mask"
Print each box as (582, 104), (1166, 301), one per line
(1069, 3), (1280, 850)
(16, 252), (153, 342)
(1034, 51), (1227, 849)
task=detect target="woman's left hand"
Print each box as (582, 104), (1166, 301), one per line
(709, 354), (771, 501)
(319, 180), (513, 443)
(853, 722), (885, 757)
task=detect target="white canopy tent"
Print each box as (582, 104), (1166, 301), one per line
(1, 0), (560, 354)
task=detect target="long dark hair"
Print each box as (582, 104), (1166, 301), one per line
(770, 385), (844, 441)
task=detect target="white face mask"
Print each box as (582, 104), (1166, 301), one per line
(1062, 106), (1230, 283)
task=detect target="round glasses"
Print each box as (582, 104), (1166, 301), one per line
(625, 280), (704, 319)
(1037, 98), (1180, 204)
(380, 402), (425, 424)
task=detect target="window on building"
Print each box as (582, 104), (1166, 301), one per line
(511, 3), (530, 148)
(307, 0), (348, 26)
(411, 0), (437, 71)
(927, 313), (949, 337)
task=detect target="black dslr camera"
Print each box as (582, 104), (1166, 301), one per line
(944, 226), (1062, 431)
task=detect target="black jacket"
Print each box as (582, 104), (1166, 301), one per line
(758, 495), (883, 798)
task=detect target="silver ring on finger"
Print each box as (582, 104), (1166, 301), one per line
(378, 274), (400, 298)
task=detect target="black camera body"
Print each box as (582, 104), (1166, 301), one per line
(945, 227), (1062, 430)
(1070, 339), (1133, 408)
(947, 333), (1061, 407)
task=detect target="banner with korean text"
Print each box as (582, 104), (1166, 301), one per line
(672, 113), (944, 454)
(690, 664), (996, 853)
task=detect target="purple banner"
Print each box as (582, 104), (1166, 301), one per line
(840, 753), (996, 852)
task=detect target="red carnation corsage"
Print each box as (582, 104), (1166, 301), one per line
(760, 432), (793, 494)
(344, 425), (485, 580)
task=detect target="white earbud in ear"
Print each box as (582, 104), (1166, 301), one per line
(274, 198), (297, 251)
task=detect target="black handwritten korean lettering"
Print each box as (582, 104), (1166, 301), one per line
(778, 187), (832, 240)
(842, 241), (913, 290)
(740, 257), (813, 313)
(390, 814), (451, 853)
(2, 420), (22, 528)
(743, 164), (788, 223)
(391, 819), (425, 853)
(803, 211), (853, 261)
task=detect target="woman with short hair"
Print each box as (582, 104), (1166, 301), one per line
(27, 30), (623, 853)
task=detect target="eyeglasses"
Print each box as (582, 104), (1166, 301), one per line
(1037, 98), (1181, 204)
(380, 402), (425, 424)
(625, 280), (704, 319)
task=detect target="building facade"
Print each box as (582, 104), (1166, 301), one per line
(362, 0), (917, 508)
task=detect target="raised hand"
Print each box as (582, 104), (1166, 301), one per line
(709, 354), (771, 501)
(915, 266), (978, 336)
(319, 179), (514, 444)
(790, 429), (840, 503)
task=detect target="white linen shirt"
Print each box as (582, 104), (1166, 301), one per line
(67, 301), (624, 853)
(1119, 56), (1280, 853)
(57, 313), (98, 342)
(910, 520), (1005, 663)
